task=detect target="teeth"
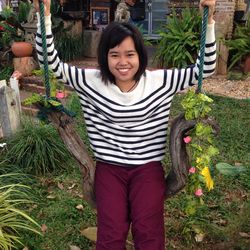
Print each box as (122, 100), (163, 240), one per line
(118, 69), (129, 73)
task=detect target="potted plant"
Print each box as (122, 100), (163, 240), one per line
(224, 17), (250, 73)
(0, 2), (32, 57)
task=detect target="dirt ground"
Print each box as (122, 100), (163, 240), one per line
(202, 75), (250, 99)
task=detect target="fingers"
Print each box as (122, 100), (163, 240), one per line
(33, 0), (51, 16)
(200, 0), (216, 7)
(199, 0), (216, 23)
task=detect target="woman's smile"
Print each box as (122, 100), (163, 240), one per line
(108, 36), (139, 91)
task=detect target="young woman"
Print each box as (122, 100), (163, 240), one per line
(34, 1), (217, 249)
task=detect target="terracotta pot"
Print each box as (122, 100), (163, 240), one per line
(244, 55), (250, 73)
(11, 42), (33, 57)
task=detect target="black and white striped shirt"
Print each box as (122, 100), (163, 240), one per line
(36, 15), (216, 167)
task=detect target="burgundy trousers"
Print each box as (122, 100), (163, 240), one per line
(94, 161), (166, 250)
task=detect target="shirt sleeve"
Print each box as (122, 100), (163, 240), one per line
(35, 13), (85, 92)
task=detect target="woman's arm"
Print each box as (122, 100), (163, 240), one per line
(164, 0), (217, 94)
(33, 0), (84, 90)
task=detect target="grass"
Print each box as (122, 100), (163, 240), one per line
(3, 92), (248, 249)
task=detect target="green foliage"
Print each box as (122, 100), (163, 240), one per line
(0, 174), (41, 249)
(32, 69), (64, 97)
(0, 66), (13, 81)
(155, 8), (202, 68)
(181, 89), (214, 120)
(224, 19), (250, 70)
(4, 119), (72, 175)
(0, 3), (31, 50)
(55, 32), (84, 61)
(17, 1), (32, 24)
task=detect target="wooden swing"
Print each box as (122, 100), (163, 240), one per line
(37, 2), (218, 208)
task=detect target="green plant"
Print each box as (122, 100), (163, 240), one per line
(181, 90), (219, 211)
(0, 173), (41, 249)
(32, 68), (64, 97)
(55, 32), (84, 61)
(224, 18), (250, 70)
(155, 8), (202, 68)
(4, 119), (72, 175)
(0, 65), (13, 80)
(0, 3), (31, 50)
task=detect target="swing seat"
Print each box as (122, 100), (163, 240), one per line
(44, 109), (219, 208)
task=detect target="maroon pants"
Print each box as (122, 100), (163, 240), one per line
(94, 161), (166, 250)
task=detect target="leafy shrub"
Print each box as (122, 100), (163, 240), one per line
(224, 18), (250, 70)
(55, 32), (84, 61)
(155, 8), (202, 68)
(4, 119), (72, 175)
(0, 174), (41, 250)
(0, 66), (13, 81)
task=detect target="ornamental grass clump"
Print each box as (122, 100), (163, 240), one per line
(0, 174), (41, 250)
(5, 120), (72, 175)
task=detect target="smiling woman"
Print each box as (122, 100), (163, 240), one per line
(34, 0), (216, 249)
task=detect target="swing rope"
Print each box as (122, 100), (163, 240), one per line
(37, 0), (75, 120)
(197, 6), (209, 93)
(39, 0), (50, 98)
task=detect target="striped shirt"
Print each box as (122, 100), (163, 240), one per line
(36, 14), (216, 167)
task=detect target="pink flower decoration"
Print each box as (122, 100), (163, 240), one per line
(189, 167), (196, 174)
(195, 188), (203, 197)
(183, 136), (192, 144)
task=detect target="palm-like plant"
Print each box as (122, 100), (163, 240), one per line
(0, 174), (41, 250)
(225, 18), (250, 70)
(155, 8), (202, 68)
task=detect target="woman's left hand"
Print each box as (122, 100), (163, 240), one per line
(200, 0), (216, 24)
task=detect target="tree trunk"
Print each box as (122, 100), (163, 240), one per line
(47, 111), (96, 208)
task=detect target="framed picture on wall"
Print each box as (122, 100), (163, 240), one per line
(90, 7), (110, 31)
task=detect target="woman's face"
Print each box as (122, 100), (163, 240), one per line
(107, 36), (139, 87)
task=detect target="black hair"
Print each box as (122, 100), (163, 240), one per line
(97, 22), (148, 84)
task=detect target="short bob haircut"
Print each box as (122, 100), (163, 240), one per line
(97, 22), (148, 85)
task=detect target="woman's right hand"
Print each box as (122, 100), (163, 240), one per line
(33, 0), (51, 16)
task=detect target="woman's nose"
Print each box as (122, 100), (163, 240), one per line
(118, 56), (127, 65)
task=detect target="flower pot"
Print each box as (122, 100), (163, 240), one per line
(11, 42), (33, 57)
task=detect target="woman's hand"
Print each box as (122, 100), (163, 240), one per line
(200, 0), (216, 24)
(33, 0), (51, 16)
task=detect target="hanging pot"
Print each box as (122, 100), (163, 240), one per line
(11, 41), (33, 57)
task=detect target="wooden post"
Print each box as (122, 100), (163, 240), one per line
(0, 85), (21, 138)
(83, 30), (101, 58)
(216, 41), (229, 75)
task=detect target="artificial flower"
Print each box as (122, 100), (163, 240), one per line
(189, 167), (196, 174)
(183, 136), (192, 144)
(201, 166), (214, 191)
(195, 188), (203, 197)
